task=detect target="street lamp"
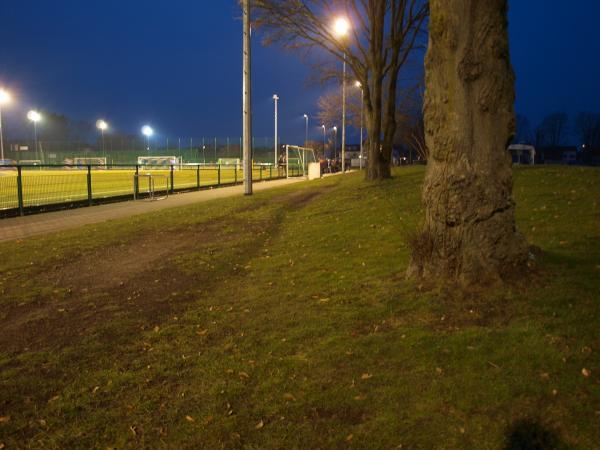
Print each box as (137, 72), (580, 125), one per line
(322, 124), (326, 157)
(303, 114), (309, 148)
(333, 126), (338, 160)
(0, 88), (11, 161)
(334, 17), (350, 173)
(142, 125), (153, 153)
(355, 81), (364, 169)
(273, 94), (279, 166)
(27, 110), (42, 161)
(96, 119), (108, 158)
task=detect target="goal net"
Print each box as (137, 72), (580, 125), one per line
(73, 157), (107, 168)
(218, 158), (241, 169)
(137, 156), (181, 170)
(285, 145), (316, 177)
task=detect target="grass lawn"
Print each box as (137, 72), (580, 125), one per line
(0, 166), (283, 211)
(0, 166), (598, 449)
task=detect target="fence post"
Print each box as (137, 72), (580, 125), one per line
(87, 165), (93, 206)
(134, 165), (139, 198)
(170, 165), (174, 193)
(235, 164), (238, 183)
(196, 164), (200, 189)
(17, 165), (24, 216)
(270, 165), (273, 180)
(218, 164), (221, 186)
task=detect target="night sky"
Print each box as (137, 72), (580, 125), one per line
(1, 0), (599, 145)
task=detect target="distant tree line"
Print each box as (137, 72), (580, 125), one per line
(515, 111), (600, 149)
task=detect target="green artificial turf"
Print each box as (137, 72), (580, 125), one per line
(0, 165), (598, 449)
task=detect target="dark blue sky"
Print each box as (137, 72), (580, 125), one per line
(1, 0), (599, 145)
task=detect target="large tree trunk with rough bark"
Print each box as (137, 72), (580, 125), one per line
(408, 0), (528, 285)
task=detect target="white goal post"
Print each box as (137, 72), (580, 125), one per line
(217, 158), (241, 169)
(285, 145), (316, 178)
(73, 157), (107, 167)
(137, 156), (181, 170)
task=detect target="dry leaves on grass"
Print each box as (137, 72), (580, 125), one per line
(255, 420), (264, 429)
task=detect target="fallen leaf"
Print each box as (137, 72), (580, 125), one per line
(436, 367), (443, 375)
(361, 373), (373, 380)
(129, 426), (137, 436)
(582, 368), (591, 378)
(153, 326), (160, 333)
(92, 386), (100, 394)
(283, 393), (296, 401)
(255, 420), (264, 429)
(354, 394), (367, 401)
(346, 433), (354, 442)
(196, 329), (208, 336)
(239, 372), (250, 379)
(185, 415), (195, 422)
(0, 416), (9, 424)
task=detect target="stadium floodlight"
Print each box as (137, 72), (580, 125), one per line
(334, 17), (351, 173)
(273, 94), (279, 166)
(0, 88), (11, 161)
(333, 126), (338, 160)
(142, 125), (153, 152)
(27, 110), (42, 160)
(96, 120), (108, 157)
(303, 114), (309, 148)
(322, 124), (326, 157)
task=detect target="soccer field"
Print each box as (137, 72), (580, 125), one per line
(0, 165), (286, 212)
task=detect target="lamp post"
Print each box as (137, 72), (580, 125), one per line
(334, 17), (350, 173)
(273, 94), (279, 167)
(27, 110), (41, 161)
(0, 89), (10, 161)
(333, 126), (338, 160)
(303, 114), (309, 148)
(355, 81), (364, 169)
(142, 125), (153, 154)
(322, 124), (326, 158)
(96, 119), (108, 158)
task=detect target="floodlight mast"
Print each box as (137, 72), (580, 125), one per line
(242, 0), (253, 195)
(0, 88), (11, 161)
(27, 110), (41, 161)
(273, 94), (279, 167)
(303, 114), (309, 148)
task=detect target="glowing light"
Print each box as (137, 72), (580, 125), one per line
(334, 18), (350, 37)
(27, 110), (41, 122)
(303, 114), (308, 119)
(0, 89), (10, 105)
(273, 94), (279, 101)
(96, 119), (108, 131)
(141, 125), (153, 137)
(355, 81), (362, 88)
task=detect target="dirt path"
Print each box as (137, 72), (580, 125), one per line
(0, 178), (304, 243)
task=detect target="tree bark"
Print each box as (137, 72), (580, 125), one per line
(408, 0), (528, 285)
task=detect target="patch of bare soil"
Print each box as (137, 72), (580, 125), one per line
(0, 187), (328, 354)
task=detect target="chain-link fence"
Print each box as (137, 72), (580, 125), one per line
(2, 137), (280, 165)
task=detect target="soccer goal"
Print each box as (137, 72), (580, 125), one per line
(285, 145), (316, 178)
(73, 157), (107, 168)
(218, 158), (241, 169)
(137, 156), (181, 170)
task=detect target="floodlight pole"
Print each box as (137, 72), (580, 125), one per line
(341, 52), (346, 172)
(359, 85), (364, 169)
(0, 104), (4, 161)
(242, 0), (253, 195)
(322, 124), (326, 158)
(304, 114), (308, 148)
(273, 94), (279, 167)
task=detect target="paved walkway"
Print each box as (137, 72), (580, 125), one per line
(0, 178), (304, 243)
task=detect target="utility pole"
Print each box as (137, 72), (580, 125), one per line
(273, 94), (279, 167)
(242, 0), (253, 195)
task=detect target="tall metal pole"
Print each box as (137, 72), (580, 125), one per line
(34, 121), (38, 161)
(322, 125), (326, 158)
(273, 95), (279, 167)
(359, 86), (364, 169)
(304, 114), (308, 148)
(242, 0), (253, 195)
(341, 52), (346, 172)
(101, 128), (105, 158)
(0, 105), (4, 161)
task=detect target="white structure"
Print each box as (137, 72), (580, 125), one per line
(508, 144), (536, 165)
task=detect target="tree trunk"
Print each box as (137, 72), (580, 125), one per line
(407, 0), (528, 285)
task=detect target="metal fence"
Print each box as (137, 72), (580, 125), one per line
(0, 162), (303, 217)
(3, 137), (279, 165)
